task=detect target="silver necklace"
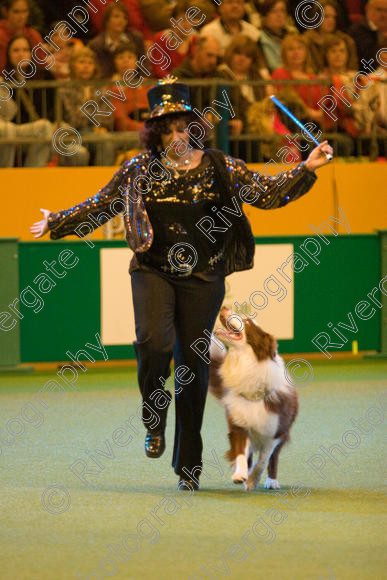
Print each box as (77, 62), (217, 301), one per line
(161, 150), (195, 174)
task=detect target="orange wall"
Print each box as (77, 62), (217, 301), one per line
(2, 163), (386, 241)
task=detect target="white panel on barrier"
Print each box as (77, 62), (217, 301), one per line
(100, 244), (294, 345)
(100, 248), (136, 345)
(224, 244), (294, 340)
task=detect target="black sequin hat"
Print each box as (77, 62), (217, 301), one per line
(146, 76), (192, 123)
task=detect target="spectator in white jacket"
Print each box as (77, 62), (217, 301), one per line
(200, 0), (259, 55)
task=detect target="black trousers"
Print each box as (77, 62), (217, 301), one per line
(130, 269), (225, 477)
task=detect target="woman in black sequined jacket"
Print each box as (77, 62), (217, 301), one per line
(30, 81), (333, 492)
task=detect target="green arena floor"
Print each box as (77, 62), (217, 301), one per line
(1, 359), (386, 580)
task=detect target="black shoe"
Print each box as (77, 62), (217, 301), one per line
(145, 429), (165, 458)
(177, 477), (199, 491)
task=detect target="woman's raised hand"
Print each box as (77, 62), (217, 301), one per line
(30, 208), (51, 238)
(305, 141), (334, 172)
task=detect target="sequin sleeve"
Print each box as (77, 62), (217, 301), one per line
(225, 156), (317, 210)
(47, 162), (129, 240)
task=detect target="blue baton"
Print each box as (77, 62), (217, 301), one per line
(270, 95), (333, 161)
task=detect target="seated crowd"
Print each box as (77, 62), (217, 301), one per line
(0, 0), (386, 167)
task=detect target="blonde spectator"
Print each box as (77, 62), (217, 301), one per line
(272, 34), (324, 126)
(58, 47), (115, 166)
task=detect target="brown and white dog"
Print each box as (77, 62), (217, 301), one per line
(209, 307), (298, 491)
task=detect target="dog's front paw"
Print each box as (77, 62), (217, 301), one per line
(232, 455), (248, 484)
(244, 475), (258, 491)
(264, 476), (280, 490)
(232, 472), (247, 484)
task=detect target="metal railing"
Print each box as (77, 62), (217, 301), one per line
(0, 77), (385, 166)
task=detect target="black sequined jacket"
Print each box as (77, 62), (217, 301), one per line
(47, 149), (317, 277)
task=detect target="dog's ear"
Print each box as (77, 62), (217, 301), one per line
(245, 320), (278, 361)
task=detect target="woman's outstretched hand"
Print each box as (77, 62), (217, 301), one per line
(305, 141), (334, 172)
(30, 208), (51, 238)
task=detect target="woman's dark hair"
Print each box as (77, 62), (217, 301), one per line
(224, 34), (260, 68)
(139, 112), (210, 156)
(3, 0), (30, 10)
(113, 41), (139, 59)
(4, 33), (32, 73)
(258, 0), (287, 17)
(102, 1), (129, 29)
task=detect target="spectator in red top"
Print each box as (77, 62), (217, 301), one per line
(0, 0), (42, 72)
(110, 42), (149, 132)
(272, 34), (324, 126)
(87, 0), (153, 42)
(88, 1), (145, 79)
(151, 0), (199, 79)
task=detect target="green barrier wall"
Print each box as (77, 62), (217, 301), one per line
(15, 235), (380, 362)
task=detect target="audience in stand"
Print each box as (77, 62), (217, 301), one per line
(0, 33), (54, 167)
(349, 0), (387, 68)
(322, 32), (386, 155)
(217, 35), (267, 136)
(287, 0), (352, 31)
(200, 0), (259, 55)
(271, 34), (325, 127)
(303, 0), (358, 74)
(172, 35), (220, 110)
(320, 34), (359, 154)
(43, 21), (83, 80)
(151, 0), (199, 79)
(110, 42), (149, 132)
(58, 47), (115, 166)
(0, 1), (385, 166)
(87, 0), (154, 42)
(256, 0), (296, 74)
(0, 0), (42, 71)
(88, 2), (145, 79)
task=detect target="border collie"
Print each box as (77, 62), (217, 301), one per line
(209, 307), (298, 491)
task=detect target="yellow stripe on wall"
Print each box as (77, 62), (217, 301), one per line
(3, 163), (386, 241)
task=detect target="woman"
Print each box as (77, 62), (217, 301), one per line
(272, 34), (324, 127)
(44, 20), (83, 80)
(88, 1), (145, 79)
(217, 34), (294, 162)
(217, 35), (267, 137)
(322, 33), (384, 152)
(256, 0), (295, 74)
(30, 79), (333, 490)
(0, 0), (42, 72)
(0, 34), (54, 167)
(303, 0), (358, 74)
